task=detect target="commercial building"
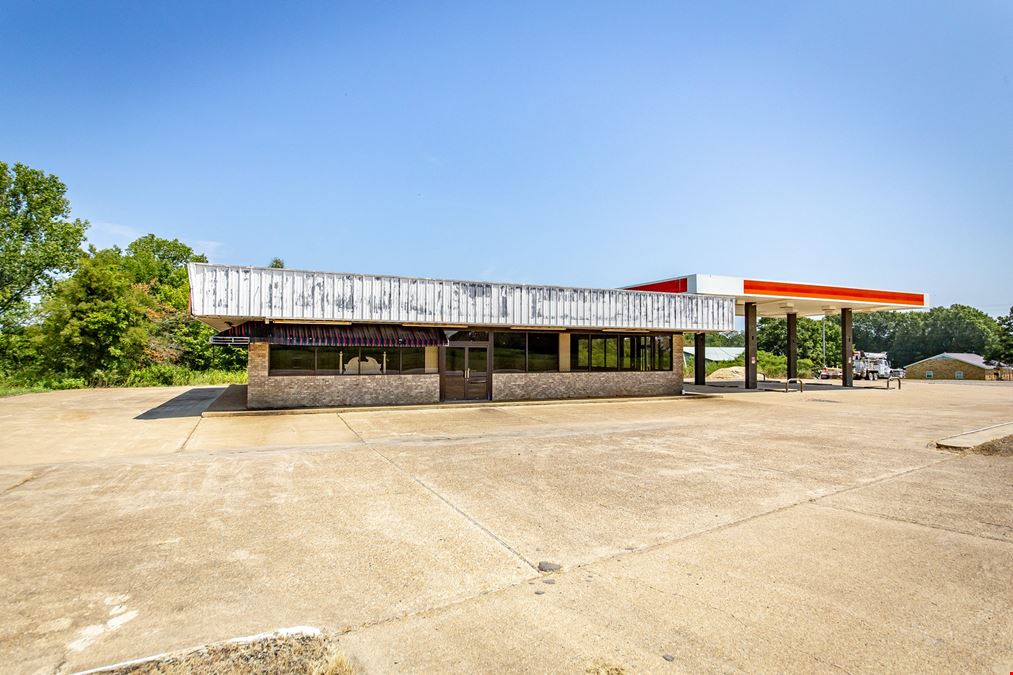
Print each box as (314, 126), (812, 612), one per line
(188, 264), (734, 409)
(904, 353), (1011, 381)
(189, 265), (930, 408)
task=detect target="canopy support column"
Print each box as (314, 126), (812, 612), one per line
(841, 308), (853, 387)
(745, 302), (758, 389)
(786, 313), (798, 381)
(694, 332), (706, 385)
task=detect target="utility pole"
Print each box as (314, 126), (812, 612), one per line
(822, 319), (827, 367)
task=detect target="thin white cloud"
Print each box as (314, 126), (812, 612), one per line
(193, 239), (224, 261)
(86, 222), (143, 249)
(86, 224), (224, 261)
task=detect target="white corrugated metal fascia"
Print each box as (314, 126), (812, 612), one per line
(187, 263), (735, 332)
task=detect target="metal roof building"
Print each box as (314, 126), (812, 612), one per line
(903, 353), (1011, 380)
(188, 264), (931, 407)
(188, 263), (735, 409)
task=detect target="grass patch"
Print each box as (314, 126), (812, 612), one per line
(969, 434), (1013, 457)
(0, 384), (50, 398)
(125, 365), (247, 387)
(0, 366), (246, 394)
(586, 659), (627, 675)
(96, 630), (352, 675)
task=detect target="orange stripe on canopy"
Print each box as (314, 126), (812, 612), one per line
(743, 280), (924, 306)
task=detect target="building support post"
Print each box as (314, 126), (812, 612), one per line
(841, 308), (853, 387)
(745, 302), (758, 389)
(786, 313), (798, 381)
(694, 332), (706, 385)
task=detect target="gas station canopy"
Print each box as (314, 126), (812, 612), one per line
(626, 274), (928, 318)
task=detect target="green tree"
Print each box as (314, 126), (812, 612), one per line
(922, 305), (997, 355)
(984, 306), (1013, 366)
(33, 235), (247, 383)
(890, 305), (998, 367)
(757, 316), (841, 367)
(124, 234), (207, 309)
(118, 235), (243, 371)
(0, 162), (88, 325)
(269, 257), (285, 269)
(852, 311), (918, 354)
(37, 247), (151, 382)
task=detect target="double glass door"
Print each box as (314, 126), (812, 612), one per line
(442, 345), (489, 401)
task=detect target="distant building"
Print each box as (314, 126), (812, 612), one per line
(683, 346), (745, 364)
(903, 353), (1012, 381)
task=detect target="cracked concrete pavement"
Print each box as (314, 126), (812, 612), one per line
(0, 382), (1011, 673)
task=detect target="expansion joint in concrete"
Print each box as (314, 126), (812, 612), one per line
(176, 416), (205, 453)
(810, 502), (1013, 545)
(335, 413), (538, 572)
(0, 468), (51, 496)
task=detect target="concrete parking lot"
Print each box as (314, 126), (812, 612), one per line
(1, 382), (1011, 673)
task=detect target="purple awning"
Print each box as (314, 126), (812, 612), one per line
(211, 321), (447, 348)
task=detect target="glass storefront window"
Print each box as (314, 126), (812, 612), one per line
(493, 332), (526, 372)
(446, 330), (489, 342)
(571, 334), (590, 371)
(527, 332), (559, 372)
(655, 336), (673, 371)
(316, 347), (346, 374)
(620, 336), (634, 371)
(268, 345), (431, 375)
(358, 347), (388, 375)
(269, 346), (315, 373)
(565, 333), (673, 373)
(401, 347), (426, 374)
(591, 337), (618, 370)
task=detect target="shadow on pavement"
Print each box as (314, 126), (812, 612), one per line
(135, 387), (226, 420)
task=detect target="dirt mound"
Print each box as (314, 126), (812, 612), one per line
(970, 434), (1013, 457)
(709, 366), (746, 380)
(91, 628), (352, 675)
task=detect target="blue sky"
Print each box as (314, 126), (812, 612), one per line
(2, 1), (1011, 313)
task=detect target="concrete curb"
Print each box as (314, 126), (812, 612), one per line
(201, 391), (721, 417)
(935, 422), (1013, 450)
(72, 626), (323, 674)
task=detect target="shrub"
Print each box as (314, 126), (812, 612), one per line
(50, 377), (87, 390)
(698, 351), (817, 379)
(125, 365), (246, 387)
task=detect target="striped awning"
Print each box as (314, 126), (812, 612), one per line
(210, 321), (447, 347)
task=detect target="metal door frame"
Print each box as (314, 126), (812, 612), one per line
(439, 338), (492, 402)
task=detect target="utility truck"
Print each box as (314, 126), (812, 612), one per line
(853, 351), (891, 380)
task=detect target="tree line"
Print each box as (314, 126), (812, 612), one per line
(1, 162), (247, 391)
(695, 304), (1011, 372)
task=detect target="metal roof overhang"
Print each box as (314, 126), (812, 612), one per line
(188, 263), (736, 333)
(625, 274), (929, 318)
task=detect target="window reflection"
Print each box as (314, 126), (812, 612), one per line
(269, 345), (424, 376)
(568, 333), (674, 372)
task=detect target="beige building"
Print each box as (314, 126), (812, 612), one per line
(904, 353), (1011, 381)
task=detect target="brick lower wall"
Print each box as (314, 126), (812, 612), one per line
(247, 342), (440, 408)
(493, 333), (683, 401)
(492, 370), (683, 400)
